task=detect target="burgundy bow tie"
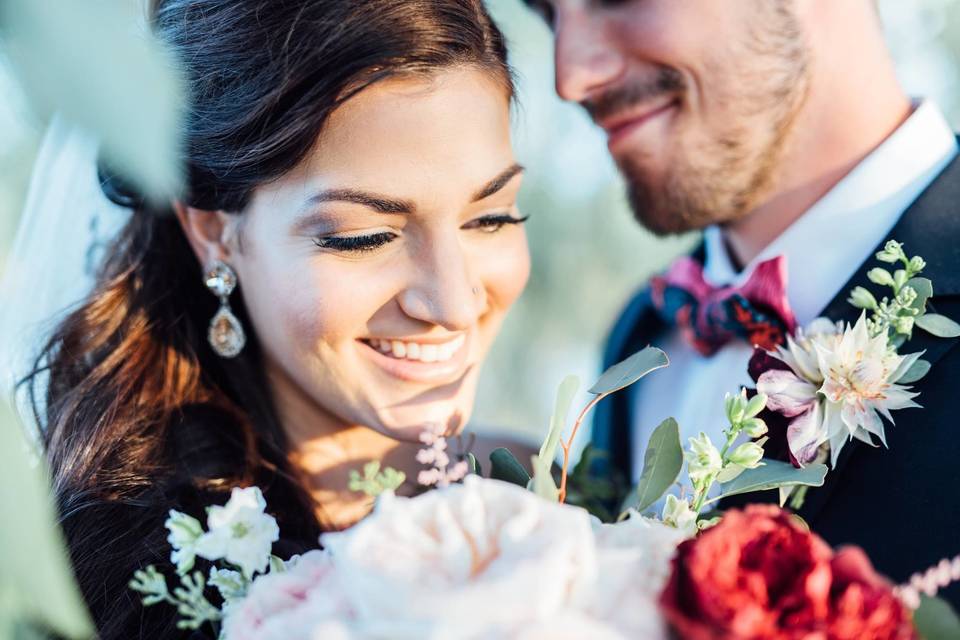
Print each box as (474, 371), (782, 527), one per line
(651, 255), (797, 357)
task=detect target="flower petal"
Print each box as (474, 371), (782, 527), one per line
(757, 370), (818, 417)
(882, 385), (922, 412)
(786, 402), (827, 466)
(828, 426), (850, 468)
(889, 350), (924, 383)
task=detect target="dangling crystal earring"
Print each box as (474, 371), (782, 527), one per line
(204, 260), (246, 358)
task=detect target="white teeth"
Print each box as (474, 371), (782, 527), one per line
(420, 344), (438, 363)
(438, 344), (453, 361)
(366, 335), (466, 364)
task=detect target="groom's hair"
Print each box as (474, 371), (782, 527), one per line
(29, 2), (514, 637)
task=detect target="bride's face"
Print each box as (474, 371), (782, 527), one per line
(232, 67), (529, 441)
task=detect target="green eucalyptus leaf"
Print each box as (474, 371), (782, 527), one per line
(539, 375), (579, 462)
(906, 277), (933, 311)
(914, 595), (960, 640)
(0, 403), (93, 638)
(466, 452), (482, 477)
(528, 455), (559, 502)
(916, 313), (960, 339)
(588, 347), (669, 396)
(0, 0), (185, 200)
(716, 460), (827, 500)
(627, 418), (683, 513)
(897, 358), (931, 384)
(489, 448), (531, 487)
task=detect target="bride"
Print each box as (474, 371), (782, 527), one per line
(18, 1), (531, 637)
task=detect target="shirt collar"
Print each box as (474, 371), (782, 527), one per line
(703, 99), (958, 324)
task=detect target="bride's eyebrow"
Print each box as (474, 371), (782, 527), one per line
(472, 163), (525, 202)
(294, 163), (525, 226)
(300, 189), (413, 214)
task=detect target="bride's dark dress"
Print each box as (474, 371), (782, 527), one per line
(58, 405), (321, 639)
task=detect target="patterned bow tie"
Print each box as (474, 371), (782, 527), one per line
(650, 255), (797, 357)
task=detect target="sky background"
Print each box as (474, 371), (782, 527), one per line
(2, 0), (960, 449)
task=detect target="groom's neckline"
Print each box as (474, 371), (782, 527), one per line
(701, 99), (958, 326)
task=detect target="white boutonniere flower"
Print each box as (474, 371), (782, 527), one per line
(758, 313), (921, 467)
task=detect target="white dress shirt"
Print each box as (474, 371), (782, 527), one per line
(630, 100), (958, 491)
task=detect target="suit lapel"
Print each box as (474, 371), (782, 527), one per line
(799, 151), (960, 522)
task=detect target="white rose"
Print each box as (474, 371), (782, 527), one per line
(321, 476), (598, 639)
(509, 612), (626, 640)
(222, 550), (355, 640)
(586, 514), (686, 639)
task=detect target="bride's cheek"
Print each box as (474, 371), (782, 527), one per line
(484, 234), (531, 309)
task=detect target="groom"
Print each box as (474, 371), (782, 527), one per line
(529, 0), (960, 600)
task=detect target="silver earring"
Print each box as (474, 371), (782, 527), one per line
(204, 260), (246, 358)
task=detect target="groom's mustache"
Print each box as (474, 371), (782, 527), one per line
(582, 67), (686, 124)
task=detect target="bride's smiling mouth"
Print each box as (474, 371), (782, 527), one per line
(357, 333), (471, 383)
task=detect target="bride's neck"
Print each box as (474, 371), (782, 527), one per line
(265, 364), (419, 530)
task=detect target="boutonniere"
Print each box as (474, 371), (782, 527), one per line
(749, 240), (960, 506)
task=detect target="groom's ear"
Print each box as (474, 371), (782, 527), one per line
(173, 201), (238, 268)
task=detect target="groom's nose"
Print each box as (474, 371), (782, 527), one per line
(554, 8), (626, 104)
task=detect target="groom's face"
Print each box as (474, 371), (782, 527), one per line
(532, 0), (810, 234)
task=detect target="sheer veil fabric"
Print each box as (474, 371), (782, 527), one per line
(0, 115), (129, 438)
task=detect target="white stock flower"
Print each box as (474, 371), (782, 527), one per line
(727, 441), (765, 468)
(165, 510), (204, 575)
(320, 476), (598, 639)
(195, 486), (280, 579)
(659, 495), (698, 538)
(686, 433), (723, 484)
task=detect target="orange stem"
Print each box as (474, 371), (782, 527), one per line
(558, 394), (605, 503)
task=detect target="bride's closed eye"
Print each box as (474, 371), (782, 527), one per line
(312, 213), (529, 254)
(313, 231), (398, 253)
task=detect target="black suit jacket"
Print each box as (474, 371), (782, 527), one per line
(593, 151), (960, 606)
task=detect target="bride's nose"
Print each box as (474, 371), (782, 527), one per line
(397, 233), (484, 331)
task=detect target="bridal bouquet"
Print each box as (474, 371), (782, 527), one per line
(131, 389), (959, 639)
(134, 479), (945, 639)
(131, 240), (960, 638)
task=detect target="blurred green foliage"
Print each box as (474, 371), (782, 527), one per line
(0, 0), (187, 636)
(0, 401), (93, 639)
(0, 0), (184, 202)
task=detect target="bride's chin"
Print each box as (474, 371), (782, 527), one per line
(372, 401), (472, 443)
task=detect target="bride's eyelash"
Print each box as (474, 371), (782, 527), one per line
(313, 214), (528, 253)
(465, 213), (530, 233)
(313, 232), (397, 253)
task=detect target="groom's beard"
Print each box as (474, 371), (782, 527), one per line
(589, 7), (810, 236)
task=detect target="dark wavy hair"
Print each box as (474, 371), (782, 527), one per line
(24, 1), (513, 637)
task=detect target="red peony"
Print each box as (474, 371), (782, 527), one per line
(659, 505), (916, 639)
